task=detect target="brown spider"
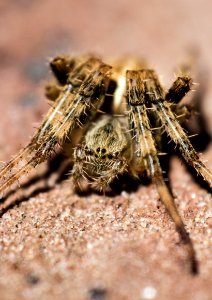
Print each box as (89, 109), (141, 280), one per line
(0, 54), (211, 274)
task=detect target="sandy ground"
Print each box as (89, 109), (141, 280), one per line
(0, 1), (211, 300)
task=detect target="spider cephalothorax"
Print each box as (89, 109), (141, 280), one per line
(0, 54), (211, 274)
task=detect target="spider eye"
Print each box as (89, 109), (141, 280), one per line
(102, 148), (106, 154)
(96, 147), (100, 152)
(108, 154), (113, 159)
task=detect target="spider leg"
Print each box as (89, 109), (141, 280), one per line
(166, 77), (194, 120)
(166, 73), (211, 151)
(166, 76), (194, 129)
(37, 57), (104, 141)
(167, 49), (199, 106)
(0, 147), (45, 196)
(166, 75), (193, 104)
(49, 55), (83, 85)
(45, 83), (62, 101)
(126, 70), (198, 274)
(142, 69), (212, 187)
(0, 56), (111, 196)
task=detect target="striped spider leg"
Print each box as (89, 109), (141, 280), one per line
(126, 69), (211, 274)
(0, 55), (111, 196)
(146, 69), (212, 186)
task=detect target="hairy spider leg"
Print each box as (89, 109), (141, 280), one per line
(111, 57), (147, 113)
(45, 55), (92, 101)
(50, 63), (111, 143)
(144, 70), (212, 187)
(49, 55), (77, 85)
(166, 76), (193, 104)
(0, 58), (111, 196)
(0, 57), (94, 194)
(165, 75), (194, 124)
(126, 70), (198, 274)
(37, 57), (103, 141)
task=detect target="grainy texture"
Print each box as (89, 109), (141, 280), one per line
(0, 1), (211, 300)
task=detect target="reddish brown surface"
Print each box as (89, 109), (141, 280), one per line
(0, 1), (211, 300)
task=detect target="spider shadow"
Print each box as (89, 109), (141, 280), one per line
(0, 152), (148, 218)
(0, 152), (71, 217)
(159, 138), (211, 195)
(182, 70), (211, 191)
(0, 187), (49, 218)
(76, 174), (144, 198)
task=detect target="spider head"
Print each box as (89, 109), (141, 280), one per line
(72, 115), (130, 189)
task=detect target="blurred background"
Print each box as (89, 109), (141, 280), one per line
(1, 0), (212, 66)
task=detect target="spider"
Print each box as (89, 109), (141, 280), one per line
(0, 54), (211, 274)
